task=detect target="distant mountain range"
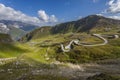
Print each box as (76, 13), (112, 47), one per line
(0, 20), (38, 40)
(19, 15), (120, 42)
(0, 20), (38, 31)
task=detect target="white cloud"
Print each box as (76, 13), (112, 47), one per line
(49, 15), (57, 22)
(101, 0), (120, 20)
(38, 10), (57, 22)
(0, 3), (58, 26)
(108, 0), (115, 5)
(105, 0), (120, 13)
(108, 15), (120, 20)
(96, 14), (103, 16)
(12, 24), (20, 28)
(38, 10), (49, 22)
(0, 23), (9, 33)
(0, 4), (41, 25)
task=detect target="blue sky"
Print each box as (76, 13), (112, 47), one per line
(0, 0), (119, 26)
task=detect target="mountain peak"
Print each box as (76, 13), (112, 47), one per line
(20, 14), (120, 42)
(52, 14), (120, 33)
(82, 15), (106, 21)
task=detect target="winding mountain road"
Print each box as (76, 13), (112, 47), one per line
(61, 34), (109, 52)
(77, 34), (108, 47)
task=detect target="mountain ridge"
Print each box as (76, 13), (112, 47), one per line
(52, 15), (120, 33)
(19, 15), (120, 42)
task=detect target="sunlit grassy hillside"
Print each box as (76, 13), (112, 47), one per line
(16, 32), (120, 64)
(0, 43), (29, 58)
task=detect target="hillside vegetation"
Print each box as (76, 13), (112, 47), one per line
(0, 33), (28, 58)
(16, 15), (120, 64)
(19, 26), (52, 42)
(0, 15), (120, 80)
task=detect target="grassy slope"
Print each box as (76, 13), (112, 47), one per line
(54, 33), (120, 63)
(0, 43), (29, 58)
(17, 32), (120, 64)
(0, 33), (28, 58)
(1, 31), (120, 64)
(20, 26), (52, 42)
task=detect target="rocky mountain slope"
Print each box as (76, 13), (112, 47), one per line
(52, 15), (120, 33)
(20, 15), (120, 42)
